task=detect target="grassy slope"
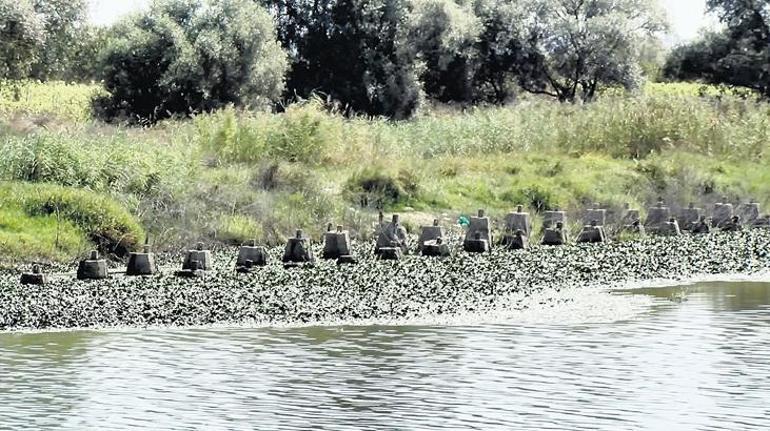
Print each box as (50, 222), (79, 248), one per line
(1, 80), (769, 262)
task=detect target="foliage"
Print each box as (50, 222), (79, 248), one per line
(260, 0), (423, 119)
(0, 206), (85, 262)
(0, 182), (145, 255)
(515, 0), (668, 102)
(408, 0), (480, 103)
(94, 0), (287, 123)
(0, 0), (45, 81)
(0, 80), (104, 121)
(664, 1), (770, 97)
(28, 0), (89, 80)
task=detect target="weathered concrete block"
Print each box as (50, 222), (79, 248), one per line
(376, 214), (409, 255)
(283, 230), (316, 264)
(712, 203), (734, 228)
(20, 265), (47, 286)
(542, 210), (566, 230)
(464, 238), (489, 253)
(126, 245), (157, 276)
(237, 244), (268, 267)
(542, 222), (568, 246)
(679, 203), (702, 231)
(691, 216), (711, 234)
(175, 267), (206, 278)
(337, 255), (358, 265)
(583, 206), (607, 227)
(77, 250), (108, 280)
(377, 247), (401, 261)
(464, 209), (492, 252)
(323, 226), (351, 259)
(739, 202), (761, 225)
(658, 218), (681, 236)
(417, 220), (444, 252)
(504, 205), (531, 236)
(577, 223), (607, 244)
(645, 201), (671, 232)
(620, 203), (641, 225)
(236, 260), (256, 274)
(623, 220), (646, 236)
(501, 230), (529, 250)
(183, 243), (212, 271)
(752, 215), (770, 228)
(423, 238), (452, 257)
(721, 215), (743, 232)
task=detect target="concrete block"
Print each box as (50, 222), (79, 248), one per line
(323, 226), (351, 259)
(577, 222), (607, 244)
(542, 222), (568, 246)
(721, 215), (743, 232)
(712, 203), (734, 228)
(20, 265), (47, 286)
(464, 209), (492, 251)
(504, 205), (531, 236)
(659, 218), (681, 236)
(583, 205), (607, 227)
(542, 210), (566, 230)
(175, 268), (206, 278)
(417, 219), (444, 252)
(376, 214), (409, 255)
(501, 230), (528, 250)
(283, 230), (316, 264)
(679, 203), (702, 231)
(183, 243), (212, 271)
(337, 255), (358, 265)
(691, 216), (711, 234)
(645, 201), (671, 232)
(423, 238), (452, 257)
(377, 247), (401, 261)
(739, 202), (761, 225)
(236, 244), (268, 267)
(126, 245), (157, 276)
(77, 250), (108, 280)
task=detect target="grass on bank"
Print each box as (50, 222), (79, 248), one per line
(2, 80), (770, 262)
(0, 182), (144, 262)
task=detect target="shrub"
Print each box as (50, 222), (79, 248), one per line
(94, 0), (287, 123)
(217, 214), (262, 245)
(345, 167), (421, 209)
(0, 182), (145, 255)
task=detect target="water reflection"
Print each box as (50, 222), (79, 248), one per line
(0, 281), (769, 430)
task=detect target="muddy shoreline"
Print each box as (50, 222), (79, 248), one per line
(1, 230), (769, 331)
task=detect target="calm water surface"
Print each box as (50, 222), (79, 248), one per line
(1, 280), (770, 430)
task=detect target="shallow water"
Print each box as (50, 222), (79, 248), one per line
(1, 280), (770, 430)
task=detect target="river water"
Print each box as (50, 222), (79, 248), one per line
(1, 280), (769, 430)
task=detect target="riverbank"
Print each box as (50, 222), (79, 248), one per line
(1, 229), (768, 331)
(2, 81), (770, 263)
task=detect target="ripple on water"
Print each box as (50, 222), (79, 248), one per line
(1, 281), (770, 430)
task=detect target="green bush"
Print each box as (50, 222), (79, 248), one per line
(0, 182), (144, 255)
(94, 0), (287, 122)
(345, 167), (421, 209)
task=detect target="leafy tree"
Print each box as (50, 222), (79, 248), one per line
(260, 0), (423, 119)
(470, 0), (529, 103)
(29, 0), (89, 80)
(407, 0), (480, 104)
(664, 1), (770, 97)
(0, 0), (45, 82)
(94, 0), (287, 123)
(516, 0), (667, 102)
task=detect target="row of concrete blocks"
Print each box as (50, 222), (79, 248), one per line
(19, 202), (769, 284)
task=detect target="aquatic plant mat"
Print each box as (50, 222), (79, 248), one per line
(1, 230), (769, 331)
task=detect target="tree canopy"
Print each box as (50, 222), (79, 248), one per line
(94, 0), (288, 122)
(664, 0), (770, 97)
(0, 0), (46, 81)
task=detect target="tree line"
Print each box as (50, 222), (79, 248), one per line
(663, 1), (770, 98)
(4, 0), (673, 121)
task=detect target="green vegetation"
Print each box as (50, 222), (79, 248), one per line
(0, 182), (144, 262)
(2, 80), (770, 263)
